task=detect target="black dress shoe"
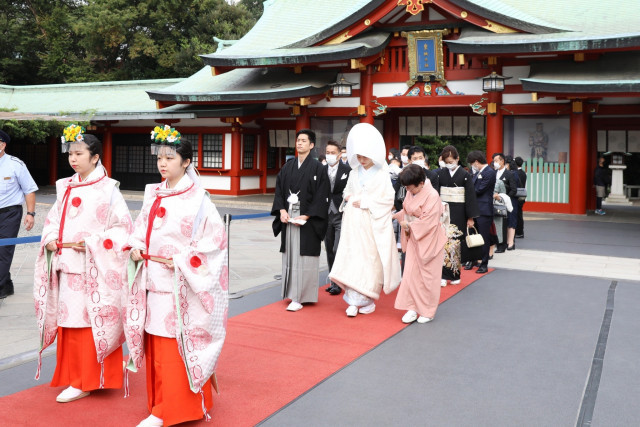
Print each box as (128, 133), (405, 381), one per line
(476, 265), (488, 274)
(463, 261), (474, 270)
(507, 245), (516, 251)
(495, 247), (506, 253)
(328, 285), (342, 295)
(324, 285), (332, 292)
(0, 283), (14, 299)
(489, 255), (493, 260)
(515, 234), (524, 239)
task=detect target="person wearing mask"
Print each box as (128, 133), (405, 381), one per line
(34, 125), (132, 403)
(340, 147), (349, 165)
(437, 145), (479, 287)
(593, 156), (609, 215)
(0, 129), (38, 299)
(514, 156), (527, 237)
(388, 148), (400, 163)
(400, 145), (411, 168)
(323, 140), (351, 296)
(465, 151), (496, 274)
(329, 123), (401, 317)
(492, 153), (518, 252)
(271, 129), (330, 311)
(407, 145), (440, 193)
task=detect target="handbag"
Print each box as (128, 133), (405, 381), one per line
(516, 187), (527, 198)
(493, 203), (508, 217)
(465, 226), (485, 248)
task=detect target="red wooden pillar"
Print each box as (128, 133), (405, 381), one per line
(360, 65), (374, 125)
(485, 91), (503, 159)
(230, 123), (242, 194)
(259, 131), (268, 193)
(383, 113), (396, 152)
(47, 136), (58, 185)
(102, 128), (113, 176)
(569, 106), (589, 214)
(296, 106), (310, 131)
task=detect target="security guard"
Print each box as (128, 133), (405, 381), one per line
(0, 130), (38, 299)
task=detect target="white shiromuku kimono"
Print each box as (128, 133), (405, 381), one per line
(124, 174), (228, 396)
(328, 123), (401, 307)
(33, 166), (132, 380)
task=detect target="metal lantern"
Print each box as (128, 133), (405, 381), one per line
(330, 74), (357, 97)
(482, 71), (511, 92)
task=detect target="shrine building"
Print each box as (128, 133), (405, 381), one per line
(2, 0), (640, 214)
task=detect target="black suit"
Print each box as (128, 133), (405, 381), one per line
(497, 168), (519, 233)
(473, 165), (496, 267)
(426, 169), (440, 194)
(324, 161), (351, 283)
(516, 168), (527, 236)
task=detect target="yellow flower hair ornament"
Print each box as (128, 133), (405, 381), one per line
(60, 124), (86, 153)
(150, 125), (182, 156)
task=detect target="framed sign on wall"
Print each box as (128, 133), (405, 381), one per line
(402, 30), (449, 87)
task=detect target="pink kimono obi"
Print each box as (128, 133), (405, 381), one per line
(124, 175), (228, 394)
(33, 167), (133, 380)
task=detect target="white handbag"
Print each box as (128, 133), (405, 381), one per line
(465, 226), (485, 248)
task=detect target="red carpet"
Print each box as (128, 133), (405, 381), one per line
(0, 269), (489, 426)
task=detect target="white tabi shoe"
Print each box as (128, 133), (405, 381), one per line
(417, 316), (433, 324)
(286, 301), (303, 312)
(450, 279), (461, 285)
(402, 310), (418, 324)
(346, 305), (358, 317)
(358, 302), (376, 314)
(441, 279), (447, 287)
(56, 386), (90, 403)
(136, 414), (164, 427)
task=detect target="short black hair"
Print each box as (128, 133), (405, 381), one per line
(402, 145), (411, 151)
(318, 154), (326, 162)
(407, 145), (428, 164)
(0, 129), (10, 144)
(492, 152), (505, 162)
(326, 140), (340, 151)
(83, 134), (103, 159)
(399, 164), (426, 187)
(389, 148), (400, 159)
(296, 129), (316, 145)
(515, 156), (524, 167)
(467, 150), (487, 165)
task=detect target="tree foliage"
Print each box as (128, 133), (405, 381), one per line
(0, 0), (256, 84)
(0, 118), (90, 144)
(413, 135), (487, 167)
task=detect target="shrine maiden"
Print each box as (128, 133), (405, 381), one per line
(125, 126), (228, 427)
(33, 125), (132, 403)
(329, 123), (401, 317)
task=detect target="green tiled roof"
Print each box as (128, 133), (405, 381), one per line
(0, 79), (183, 116)
(446, 0), (640, 53)
(202, 31), (391, 67)
(148, 66), (337, 102)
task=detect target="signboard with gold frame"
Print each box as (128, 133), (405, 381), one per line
(402, 30), (449, 87)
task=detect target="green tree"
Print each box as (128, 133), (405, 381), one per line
(413, 135), (487, 167)
(239, 0), (263, 22)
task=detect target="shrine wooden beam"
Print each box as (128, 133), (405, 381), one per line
(320, 1), (401, 45)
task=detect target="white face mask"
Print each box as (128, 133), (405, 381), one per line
(494, 161), (502, 169)
(412, 159), (426, 168)
(389, 164), (401, 178)
(388, 153), (394, 161)
(471, 164), (479, 173)
(438, 160), (446, 168)
(401, 155), (409, 164)
(445, 163), (457, 170)
(325, 154), (338, 165)
(341, 152), (347, 159)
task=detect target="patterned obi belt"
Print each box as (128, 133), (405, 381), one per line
(440, 186), (465, 204)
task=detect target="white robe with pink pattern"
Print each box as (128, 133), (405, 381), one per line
(124, 174), (228, 394)
(33, 167), (133, 379)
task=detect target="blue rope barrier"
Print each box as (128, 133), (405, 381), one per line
(0, 212), (272, 246)
(0, 236), (41, 246)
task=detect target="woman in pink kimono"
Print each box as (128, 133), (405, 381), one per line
(394, 164), (447, 323)
(125, 126), (228, 427)
(329, 123), (401, 317)
(33, 125), (132, 402)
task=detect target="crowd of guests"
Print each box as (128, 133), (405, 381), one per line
(272, 125), (528, 327)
